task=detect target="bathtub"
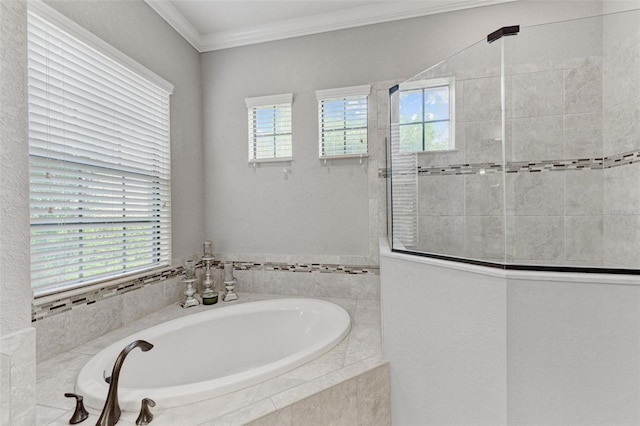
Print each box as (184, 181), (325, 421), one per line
(76, 298), (351, 411)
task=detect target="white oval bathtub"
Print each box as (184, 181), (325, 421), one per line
(76, 298), (351, 411)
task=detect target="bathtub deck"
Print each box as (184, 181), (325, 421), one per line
(35, 293), (383, 425)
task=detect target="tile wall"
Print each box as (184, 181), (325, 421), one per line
(247, 363), (390, 426)
(388, 12), (640, 269)
(603, 9), (640, 268)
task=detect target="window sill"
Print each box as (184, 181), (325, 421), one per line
(320, 154), (369, 161)
(249, 157), (293, 164)
(417, 148), (458, 154)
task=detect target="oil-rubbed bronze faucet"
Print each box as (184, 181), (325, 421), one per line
(96, 340), (154, 426)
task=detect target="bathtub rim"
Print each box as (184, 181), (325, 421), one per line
(76, 297), (352, 411)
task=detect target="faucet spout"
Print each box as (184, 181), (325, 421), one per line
(96, 340), (153, 426)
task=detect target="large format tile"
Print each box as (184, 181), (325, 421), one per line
(565, 169), (603, 216)
(564, 216), (603, 263)
(508, 216), (563, 262)
(418, 175), (464, 216)
(464, 120), (502, 163)
(465, 216), (504, 261)
(511, 70), (564, 118)
(604, 215), (640, 268)
(507, 171), (564, 216)
(564, 62), (602, 115)
(357, 363), (391, 426)
(418, 215), (465, 257)
(511, 116), (563, 162)
(603, 97), (640, 156)
(463, 77), (501, 123)
(465, 172), (503, 217)
(604, 161), (640, 214)
(289, 377), (358, 426)
(564, 113), (603, 159)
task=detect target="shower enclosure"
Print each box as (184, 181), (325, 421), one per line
(388, 8), (640, 271)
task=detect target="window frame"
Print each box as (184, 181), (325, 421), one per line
(245, 93), (293, 163)
(316, 84), (371, 160)
(398, 77), (455, 153)
(28, 1), (174, 298)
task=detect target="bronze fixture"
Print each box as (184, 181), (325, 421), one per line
(64, 393), (89, 424)
(135, 398), (156, 425)
(96, 340), (154, 426)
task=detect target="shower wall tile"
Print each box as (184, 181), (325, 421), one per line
(418, 175), (464, 215)
(455, 80), (465, 124)
(465, 216), (504, 260)
(511, 70), (564, 118)
(604, 215), (640, 268)
(511, 116), (563, 161)
(465, 173), (503, 216)
(564, 62), (603, 115)
(508, 216), (563, 261)
(603, 12), (640, 110)
(604, 162), (640, 214)
(603, 97), (640, 156)
(464, 120), (503, 163)
(565, 169), (603, 216)
(463, 76), (501, 122)
(564, 113), (603, 159)
(564, 216), (604, 263)
(418, 215), (465, 256)
(507, 171), (564, 216)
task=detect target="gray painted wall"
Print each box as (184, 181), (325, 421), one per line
(201, 0), (604, 260)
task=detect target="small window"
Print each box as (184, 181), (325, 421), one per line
(245, 93), (293, 162)
(398, 77), (455, 152)
(316, 85), (370, 159)
(27, 3), (173, 296)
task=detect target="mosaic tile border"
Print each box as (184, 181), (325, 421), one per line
(232, 261), (378, 275)
(378, 149), (640, 177)
(31, 260), (379, 322)
(32, 265), (185, 322)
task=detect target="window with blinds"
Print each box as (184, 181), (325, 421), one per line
(27, 4), (173, 295)
(245, 93), (293, 162)
(316, 85), (370, 159)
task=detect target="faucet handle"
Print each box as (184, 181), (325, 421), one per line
(135, 398), (156, 425)
(64, 393), (89, 424)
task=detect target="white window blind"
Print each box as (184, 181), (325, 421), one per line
(245, 93), (293, 162)
(27, 6), (173, 295)
(316, 85), (370, 159)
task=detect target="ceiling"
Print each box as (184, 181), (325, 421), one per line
(144, 0), (517, 52)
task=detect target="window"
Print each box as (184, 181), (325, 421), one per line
(398, 77), (455, 152)
(28, 3), (173, 296)
(316, 85), (370, 159)
(245, 93), (293, 162)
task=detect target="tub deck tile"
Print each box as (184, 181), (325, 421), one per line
(36, 292), (383, 426)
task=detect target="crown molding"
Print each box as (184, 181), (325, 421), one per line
(144, 0), (203, 51)
(146, 0), (518, 53)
